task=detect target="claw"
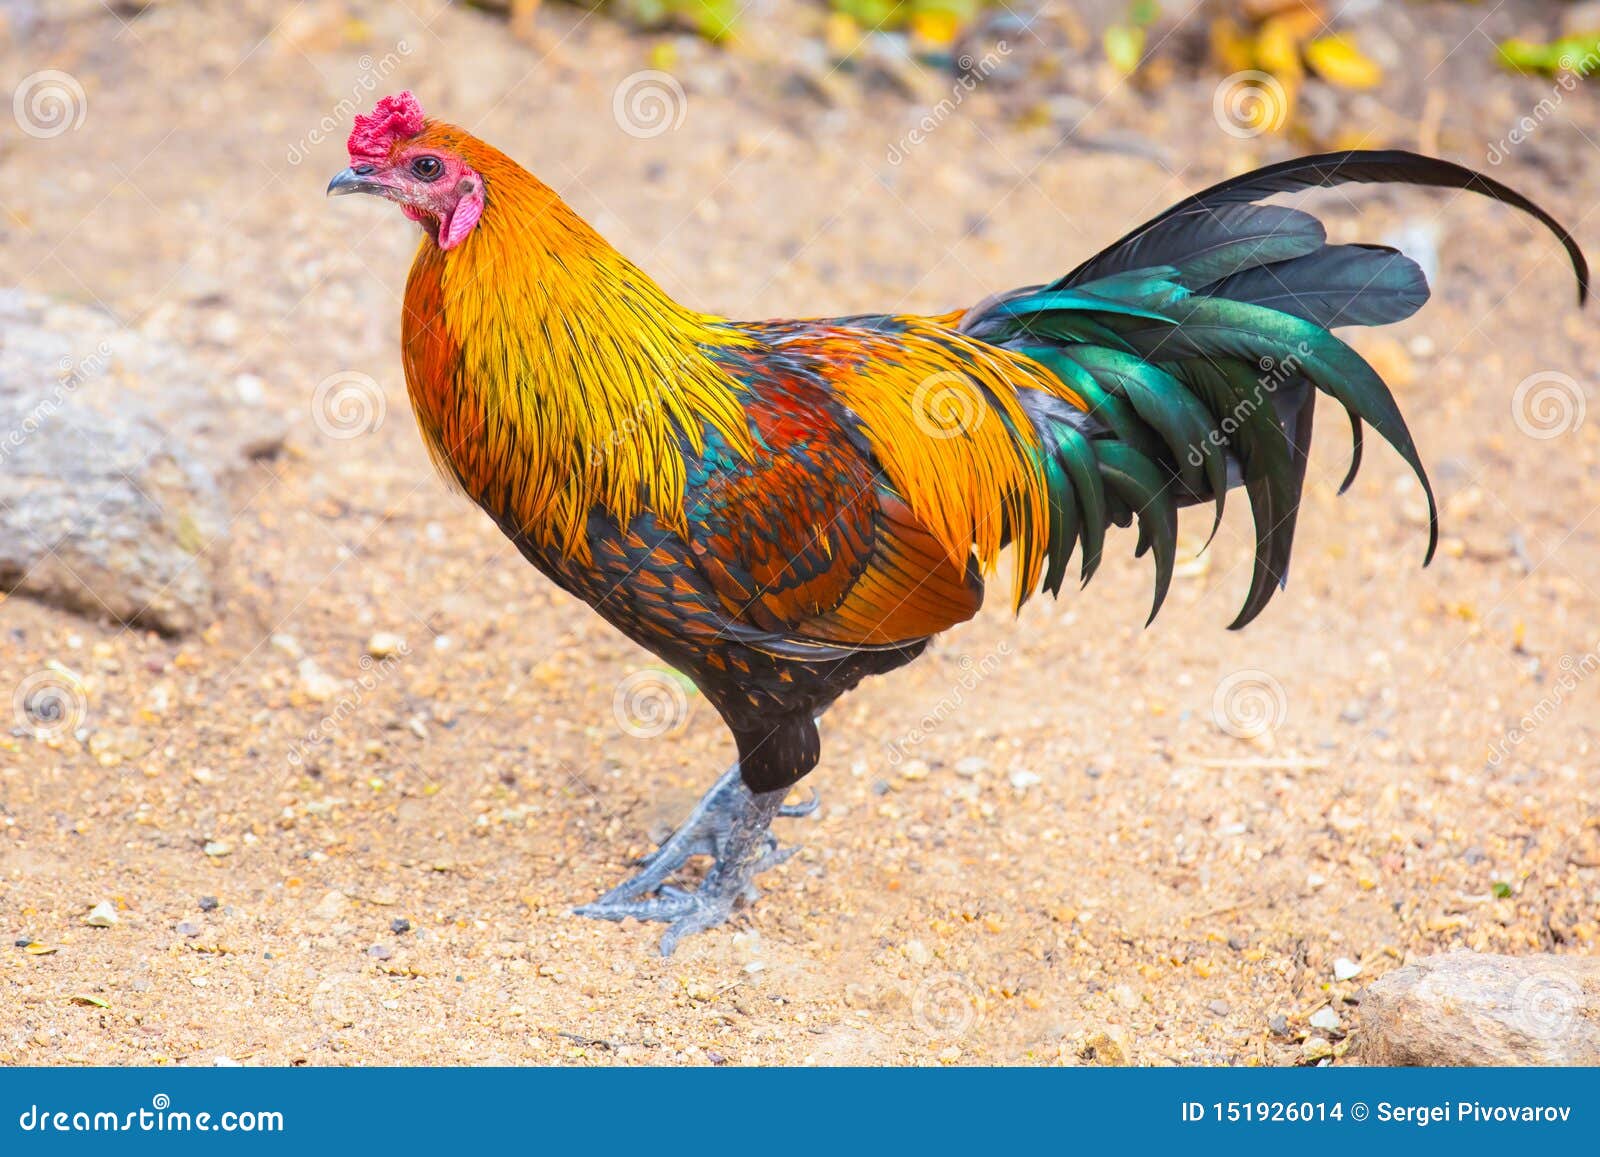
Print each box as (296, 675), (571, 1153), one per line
(575, 765), (803, 954)
(778, 786), (822, 819)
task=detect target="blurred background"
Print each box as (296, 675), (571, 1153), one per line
(1, 0), (1597, 1066)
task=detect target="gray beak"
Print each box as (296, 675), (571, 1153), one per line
(326, 166), (387, 197)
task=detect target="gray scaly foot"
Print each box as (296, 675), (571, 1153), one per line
(574, 765), (816, 955)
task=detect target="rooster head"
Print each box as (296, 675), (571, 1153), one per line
(326, 92), (485, 251)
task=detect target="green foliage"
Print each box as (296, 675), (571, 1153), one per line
(828, 0), (987, 31)
(597, 0), (740, 40)
(1497, 33), (1600, 78)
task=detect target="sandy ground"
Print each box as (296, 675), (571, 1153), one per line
(2, 0), (1598, 1066)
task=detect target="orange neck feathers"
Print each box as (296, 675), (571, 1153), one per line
(399, 123), (753, 558)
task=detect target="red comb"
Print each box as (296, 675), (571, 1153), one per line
(348, 92), (426, 164)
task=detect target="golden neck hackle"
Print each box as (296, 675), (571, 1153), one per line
(401, 125), (754, 559)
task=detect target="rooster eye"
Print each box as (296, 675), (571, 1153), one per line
(411, 156), (443, 181)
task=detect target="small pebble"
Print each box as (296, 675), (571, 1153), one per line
(203, 840), (232, 858)
(85, 901), (119, 928)
(198, 896), (219, 912)
(365, 632), (406, 659)
(899, 759), (930, 781)
(953, 756), (987, 777)
(1207, 999), (1231, 1017)
(1301, 1036), (1335, 1063)
(296, 659), (341, 702)
(366, 944), (392, 960)
(1309, 1006), (1342, 1031)
(1333, 957), (1362, 981)
(1268, 1014), (1290, 1036)
(312, 890), (349, 919)
(1008, 769), (1042, 791)
(390, 918), (411, 934)
(176, 922), (202, 937)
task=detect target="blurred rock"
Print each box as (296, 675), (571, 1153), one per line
(0, 290), (281, 634)
(1359, 952), (1600, 1066)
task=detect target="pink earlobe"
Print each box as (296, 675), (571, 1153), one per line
(439, 179), (484, 251)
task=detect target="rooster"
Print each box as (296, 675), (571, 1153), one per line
(330, 92), (1586, 954)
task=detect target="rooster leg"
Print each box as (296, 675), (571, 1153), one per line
(631, 765), (818, 869)
(574, 766), (813, 955)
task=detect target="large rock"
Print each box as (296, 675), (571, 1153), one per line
(0, 290), (282, 635)
(1359, 952), (1600, 1066)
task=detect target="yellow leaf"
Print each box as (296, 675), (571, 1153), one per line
(824, 11), (859, 59)
(1257, 16), (1306, 81)
(648, 41), (678, 72)
(1210, 17), (1257, 74)
(1104, 24), (1146, 76)
(910, 10), (960, 49)
(1305, 34), (1383, 89)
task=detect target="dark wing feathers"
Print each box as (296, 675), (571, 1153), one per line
(1201, 244), (1430, 329)
(1057, 202), (1327, 289)
(965, 149), (1586, 629)
(1058, 149), (1588, 303)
